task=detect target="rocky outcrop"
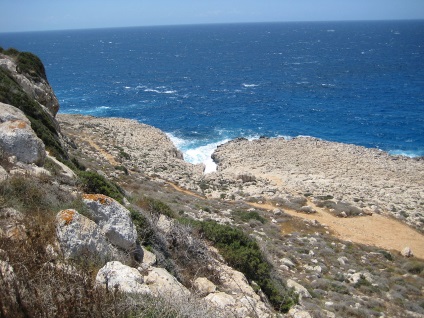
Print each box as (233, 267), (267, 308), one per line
(0, 54), (59, 116)
(212, 136), (424, 230)
(96, 261), (150, 294)
(56, 209), (116, 259)
(0, 103), (46, 166)
(144, 266), (190, 297)
(82, 194), (137, 251)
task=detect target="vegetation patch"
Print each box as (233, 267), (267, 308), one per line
(136, 196), (175, 218)
(181, 218), (298, 313)
(232, 209), (266, 224)
(77, 170), (125, 203)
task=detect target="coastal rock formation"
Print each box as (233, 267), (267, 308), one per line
(212, 136), (424, 230)
(0, 53), (59, 116)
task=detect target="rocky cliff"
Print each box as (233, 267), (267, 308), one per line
(0, 49), (423, 318)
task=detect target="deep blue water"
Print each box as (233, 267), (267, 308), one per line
(1, 21), (423, 169)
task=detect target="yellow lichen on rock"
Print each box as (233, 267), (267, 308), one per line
(82, 194), (113, 205)
(59, 209), (76, 225)
(8, 120), (28, 130)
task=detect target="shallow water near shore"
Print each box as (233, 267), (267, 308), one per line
(1, 20), (423, 165)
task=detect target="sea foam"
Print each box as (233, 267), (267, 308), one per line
(166, 133), (230, 174)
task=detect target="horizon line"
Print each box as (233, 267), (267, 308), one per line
(1, 18), (423, 34)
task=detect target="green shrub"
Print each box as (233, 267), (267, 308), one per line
(136, 196), (175, 218)
(129, 208), (155, 247)
(77, 170), (124, 203)
(115, 165), (129, 175)
(233, 210), (266, 224)
(403, 261), (424, 275)
(183, 219), (297, 312)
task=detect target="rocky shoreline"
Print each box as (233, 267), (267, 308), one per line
(58, 114), (424, 233)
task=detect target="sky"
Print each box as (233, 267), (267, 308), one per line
(1, 0), (424, 33)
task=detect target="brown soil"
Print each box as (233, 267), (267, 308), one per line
(249, 201), (424, 259)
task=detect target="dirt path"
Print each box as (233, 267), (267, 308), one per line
(250, 201), (424, 259)
(83, 136), (120, 166)
(166, 182), (205, 199)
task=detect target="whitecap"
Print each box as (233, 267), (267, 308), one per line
(242, 83), (259, 88)
(184, 140), (230, 173)
(388, 150), (424, 158)
(166, 133), (230, 174)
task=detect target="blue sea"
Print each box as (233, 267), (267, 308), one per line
(1, 21), (423, 171)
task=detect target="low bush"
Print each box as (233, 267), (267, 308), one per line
(136, 196), (175, 218)
(181, 218), (297, 313)
(77, 170), (124, 203)
(233, 210), (266, 224)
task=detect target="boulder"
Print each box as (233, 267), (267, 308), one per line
(273, 208), (283, 215)
(0, 259), (17, 304)
(82, 194), (137, 251)
(144, 266), (190, 297)
(288, 305), (313, 318)
(142, 247), (156, 266)
(96, 261), (150, 294)
(287, 279), (312, 301)
(401, 246), (413, 258)
(347, 272), (373, 285)
(204, 292), (236, 309)
(0, 102), (30, 124)
(56, 209), (115, 259)
(156, 214), (173, 233)
(0, 120), (46, 166)
(281, 257), (296, 268)
(193, 277), (217, 296)
(300, 206), (316, 214)
(0, 207), (26, 241)
(0, 165), (7, 182)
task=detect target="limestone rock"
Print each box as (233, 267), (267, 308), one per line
(289, 305), (313, 318)
(337, 256), (349, 266)
(287, 279), (312, 301)
(46, 153), (76, 180)
(142, 247), (156, 266)
(82, 194), (137, 251)
(56, 209), (114, 259)
(156, 214), (173, 234)
(0, 56), (59, 116)
(205, 292), (236, 309)
(0, 120), (46, 166)
(193, 277), (216, 296)
(96, 261), (150, 294)
(0, 260), (17, 304)
(0, 165), (7, 182)
(281, 257), (296, 268)
(401, 246), (413, 258)
(144, 266), (190, 297)
(0, 102), (30, 124)
(273, 208), (283, 215)
(0, 208), (26, 240)
(347, 272), (373, 285)
(216, 263), (272, 317)
(300, 206), (316, 214)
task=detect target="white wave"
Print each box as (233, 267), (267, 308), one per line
(166, 133), (188, 149)
(166, 133), (230, 174)
(144, 88), (177, 94)
(388, 150), (423, 158)
(185, 140), (230, 173)
(242, 83), (259, 88)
